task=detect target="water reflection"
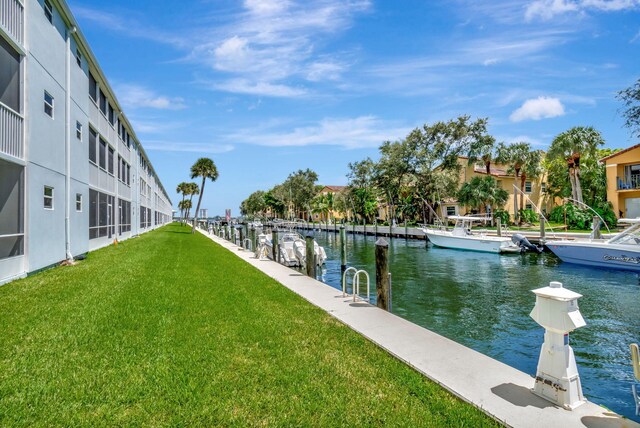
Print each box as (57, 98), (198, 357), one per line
(308, 229), (640, 421)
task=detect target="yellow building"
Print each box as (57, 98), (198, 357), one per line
(602, 144), (640, 218)
(441, 157), (551, 220)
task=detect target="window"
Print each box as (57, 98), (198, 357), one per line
(75, 48), (82, 67)
(525, 203), (533, 210)
(126, 164), (131, 185)
(108, 146), (114, 175)
(76, 193), (82, 211)
(44, 186), (54, 209)
(0, 37), (21, 113)
(446, 206), (456, 216)
(108, 103), (115, 125)
(525, 181), (532, 193)
(89, 189), (115, 239)
(76, 121), (82, 140)
(118, 199), (131, 234)
(44, 91), (54, 118)
(99, 89), (107, 115)
(0, 159), (25, 260)
(99, 138), (106, 169)
(541, 182), (547, 193)
(89, 128), (97, 163)
(44, 0), (53, 23)
(89, 73), (97, 102)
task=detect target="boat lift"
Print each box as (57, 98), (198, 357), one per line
(342, 267), (370, 303)
(631, 343), (640, 415)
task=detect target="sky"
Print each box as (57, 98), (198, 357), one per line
(69, 0), (640, 216)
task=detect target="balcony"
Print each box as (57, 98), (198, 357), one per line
(0, 0), (24, 46)
(617, 175), (640, 191)
(0, 102), (23, 160)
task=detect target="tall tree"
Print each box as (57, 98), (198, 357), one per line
(184, 182), (199, 221)
(176, 182), (189, 220)
(281, 169), (318, 219)
(618, 78), (640, 138)
(495, 142), (531, 221)
(190, 158), (219, 233)
(240, 190), (267, 217)
(517, 150), (543, 214)
(547, 127), (605, 204)
(467, 135), (496, 175)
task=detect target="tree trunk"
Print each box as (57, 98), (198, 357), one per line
(568, 167), (578, 202)
(192, 178), (206, 234)
(486, 161), (491, 175)
(575, 166), (583, 204)
(520, 173), (527, 216)
(513, 173), (519, 223)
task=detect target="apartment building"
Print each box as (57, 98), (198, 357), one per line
(602, 143), (640, 218)
(0, 0), (173, 284)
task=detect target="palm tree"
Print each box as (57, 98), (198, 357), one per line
(468, 135), (496, 175)
(190, 158), (219, 233)
(517, 150), (543, 215)
(185, 182), (199, 221)
(178, 200), (192, 221)
(495, 142), (531, 222)
(457, 176), (509, 214)
(176, 182), (189, 220)
(547, 126), (604, 204)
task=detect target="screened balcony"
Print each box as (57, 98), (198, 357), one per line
(0, 32), (23, 160)
(0, 0), (24, 46)
(617, 165), (640, 190)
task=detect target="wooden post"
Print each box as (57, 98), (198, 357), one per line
(239, 227), (245, 248)
(375, 221), (378, 236)
(405, 220), (408, 239)
(375, 238), (390, 311)
(272, 230), (278, 261)
(539, 214), (546, 243)
(592, 216), (602, 239)
(306, 235), (316, 278)
(496, 217), (502, 237)
(249, 227), (256, 251)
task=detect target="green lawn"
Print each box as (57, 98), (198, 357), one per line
(0, 224), (499, 427)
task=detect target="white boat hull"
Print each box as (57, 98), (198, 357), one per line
(546, 240), (640, 272)
(424, 229), (520, 253)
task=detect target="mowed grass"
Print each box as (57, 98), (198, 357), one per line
(0, 223), (499, 427)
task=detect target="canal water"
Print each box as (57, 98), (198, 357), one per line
(306, 229), (640, 421)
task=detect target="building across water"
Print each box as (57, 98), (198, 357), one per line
(1, 0), (173, 284)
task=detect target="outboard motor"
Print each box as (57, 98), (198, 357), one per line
(511, 233), (543, 253)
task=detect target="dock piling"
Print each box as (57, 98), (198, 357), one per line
(539, 215), (546, 243)
(340, 226), (347, 290)
(592, 216), (602, 239)
(496, 218), (502, 237)
(375, 238), (390, 311)
(272, 230), (278, 262)
(306, 235), (316, 278)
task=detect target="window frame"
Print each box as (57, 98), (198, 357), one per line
(44, 0), (53, 23)
(525, 181), (532, 193)
(44, 186), (54, 210)
(44, 91), (54, 118)
(76, 193), (82, 212)
(76, 121), (82, 141)
(75, 48), (82, 67)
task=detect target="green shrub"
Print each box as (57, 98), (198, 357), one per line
(549, 204), (592, 230)
(518, 209), (538, 224)
(493, 209), (510, 225)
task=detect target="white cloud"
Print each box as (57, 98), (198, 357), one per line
(213, 79), (307, 97)
(116, 84), (187, 110)
(483, 58), (499, 66)
(225, 116), (410, 149)
(525, 0), (578, 21)
(306, 61), (346, 81)
(525, 0), (639, 21)
(498, 135), (546, 147)
(509, 96), (566, 122)
(144, 141), (235, 154)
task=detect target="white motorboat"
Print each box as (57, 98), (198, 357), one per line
(546, 218), (640, 272)
(422, 216), (521, 254)
(263, 231), (327, 267)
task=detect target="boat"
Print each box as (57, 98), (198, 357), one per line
(262, 231), (327, 267)
(422, 216), (522, 254)
(545, 218), (640, 272)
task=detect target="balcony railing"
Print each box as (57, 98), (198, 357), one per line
(617, 176), (640, 190)
(0, 102), (24, 160)
(0, 0), (24, 46)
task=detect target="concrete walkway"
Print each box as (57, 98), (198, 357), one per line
(200, 230), (638, 428)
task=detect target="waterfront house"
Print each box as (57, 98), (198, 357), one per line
(601, 143), (640, 218)
(445, 157), (552, 220)
(0, 0), (173, 284)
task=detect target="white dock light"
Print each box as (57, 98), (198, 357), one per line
(530, 281), (586, 410)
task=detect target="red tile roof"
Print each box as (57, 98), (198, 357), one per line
(321, 185), (347, 192)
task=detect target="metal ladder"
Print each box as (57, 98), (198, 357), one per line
(342, 267), (371, 303)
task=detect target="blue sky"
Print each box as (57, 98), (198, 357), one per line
(70, 0), (640, 216)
